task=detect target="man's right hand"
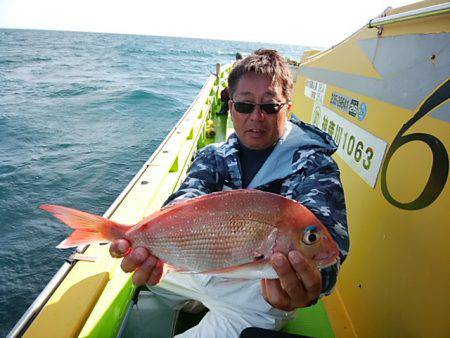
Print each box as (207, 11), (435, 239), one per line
(109, 239), (163, 286)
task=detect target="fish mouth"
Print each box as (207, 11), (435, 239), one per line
(312, 251), (339, 269)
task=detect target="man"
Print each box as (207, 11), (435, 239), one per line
(110, 49), (349, 337)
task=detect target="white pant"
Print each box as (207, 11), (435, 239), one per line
(149, 272), (293, 338)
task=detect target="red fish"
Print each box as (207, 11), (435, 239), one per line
(41, 189), (339, 279)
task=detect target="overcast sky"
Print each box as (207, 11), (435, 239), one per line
(0, 0), (417, 47)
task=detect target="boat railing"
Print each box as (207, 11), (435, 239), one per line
(368, 1), (450, 28)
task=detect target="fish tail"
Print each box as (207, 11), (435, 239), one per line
(40, 204), (128, 249)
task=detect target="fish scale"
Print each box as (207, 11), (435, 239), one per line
(139, 218), (276, 271)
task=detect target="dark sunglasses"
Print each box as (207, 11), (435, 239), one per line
(231, 100), (289, 115)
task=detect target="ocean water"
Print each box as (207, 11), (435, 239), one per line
(0, 28), (307, 335)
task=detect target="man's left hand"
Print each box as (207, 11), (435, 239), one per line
(261, 251), (322, 311)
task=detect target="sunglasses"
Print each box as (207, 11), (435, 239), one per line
(231, 100), (289, 115)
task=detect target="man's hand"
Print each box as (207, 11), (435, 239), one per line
(261, 251), (322, 311)
(109, 239), (163, 286)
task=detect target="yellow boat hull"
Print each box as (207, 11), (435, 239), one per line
(291, 1), (449, 337)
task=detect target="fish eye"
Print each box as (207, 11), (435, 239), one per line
(302, 225), (321, 245)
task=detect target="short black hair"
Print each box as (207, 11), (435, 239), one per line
(228, 49), (293, 100)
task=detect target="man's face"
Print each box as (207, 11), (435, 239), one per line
(229, 72), (291, 150)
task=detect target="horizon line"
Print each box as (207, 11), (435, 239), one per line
(0, 26), (326, 50)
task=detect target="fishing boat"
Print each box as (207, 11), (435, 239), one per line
(9, 1), (449, 337)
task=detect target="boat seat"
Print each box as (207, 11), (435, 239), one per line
(118, 290), (179, 338)
(118, 288), (209, 338)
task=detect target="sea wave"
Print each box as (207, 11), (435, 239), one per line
(30, 56), (52, 62)
(0, 59), (21, 65)
(47, 84), (102, 98)
(117, 88), (182, 106)
(0, 164), (16, 176)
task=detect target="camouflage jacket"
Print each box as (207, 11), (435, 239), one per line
(164, 117), (349, 297)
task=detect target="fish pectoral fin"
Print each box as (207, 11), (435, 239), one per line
(253, 251), (266, 261)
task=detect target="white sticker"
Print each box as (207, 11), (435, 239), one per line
(311, 103), (388, 188)
(304, 79), (327, 104)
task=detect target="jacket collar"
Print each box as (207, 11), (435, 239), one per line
(220, 118), (337, 189)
